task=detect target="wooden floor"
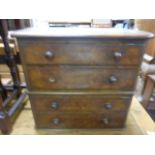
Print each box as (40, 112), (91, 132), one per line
(1, 96), (155, 135)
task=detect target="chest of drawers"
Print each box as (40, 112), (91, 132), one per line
(12, 28), (153, 129)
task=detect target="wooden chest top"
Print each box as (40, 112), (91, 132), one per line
(11, 27), (154, 39)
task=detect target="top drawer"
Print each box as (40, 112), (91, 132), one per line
(20, 40), (143, 65)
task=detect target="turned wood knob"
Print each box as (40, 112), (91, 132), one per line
(109, 75), (118, 83)
(52, 118), (60, 125)
(50, 102), (59, 109)
(48, 77), (56, 83)
(113, 51), (122, 60)
(102, 117), (110, 125)
(104, 103), (113, 110)
(45, 51), (54, 59)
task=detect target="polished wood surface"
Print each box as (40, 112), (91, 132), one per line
(35, 111), (127, 129)
(20, 39), (143, 65)
(29, 94), (131, 112)
(11, 28), (154, 39)
(27, 66), (138, 91)
(12, 28), (153, 129)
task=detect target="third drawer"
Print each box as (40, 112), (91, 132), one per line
(29, 94), (132, 113)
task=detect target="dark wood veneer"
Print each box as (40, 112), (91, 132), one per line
(12, 28), (153, 129)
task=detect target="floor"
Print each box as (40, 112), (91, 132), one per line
(1, 97), (155, 135)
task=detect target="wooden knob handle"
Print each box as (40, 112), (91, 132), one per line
(50, 102), (59, 109)
(109, 75), (118, 83)
(52, 118), (60, 125)
(113, 51), (122, 60)
(48, 77), (56, 83)
(102, 118), (109, 125)
(104, 103), (112, 110)
(45, 51), (54, 59)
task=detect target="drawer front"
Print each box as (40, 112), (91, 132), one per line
(21, 41), (142, 65)
(30, 94), (131, 113)
(34, 112), (127, 128)
(27, 66), (138, 91)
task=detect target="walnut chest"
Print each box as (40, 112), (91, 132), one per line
(12, 28), (153, 129)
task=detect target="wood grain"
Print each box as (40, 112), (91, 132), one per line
(21, 40), (143, 65)
(27, 65), (138, 91)
(29, 94), (131, 113)
(12, 28), (153, 129)
(34, 111), (127, 129)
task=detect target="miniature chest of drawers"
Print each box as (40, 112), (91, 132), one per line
(12, 28), (153, 129)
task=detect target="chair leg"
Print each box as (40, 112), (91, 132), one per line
(0, 78), (11, 134)
(0, 75), (7, 100)
(0, 111), (12, 134)
(142, 78), (154, 109)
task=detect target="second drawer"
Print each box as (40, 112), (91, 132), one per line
(26, 66), (138, 91)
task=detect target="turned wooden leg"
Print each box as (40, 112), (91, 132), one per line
(0, 96), (12, 134)
(0, 20), (27, 134)
(0, 113), (12, 134)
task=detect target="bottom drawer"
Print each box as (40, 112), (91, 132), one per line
(34, 112), (128, 129)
